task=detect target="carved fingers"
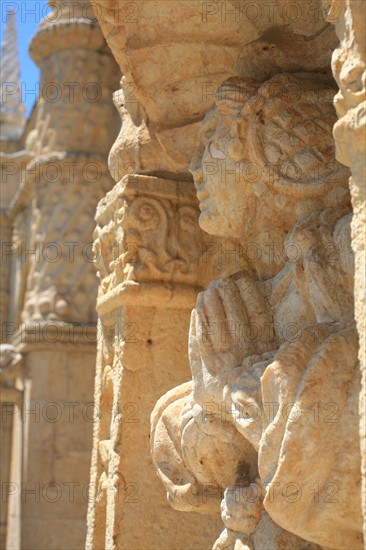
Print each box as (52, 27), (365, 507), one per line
(224, 352), (276, 451)
(221, 480), (263, 536)
(189, 276), (273, 404)
(192, 278), (252, 367)
(213, 527), (253, 550)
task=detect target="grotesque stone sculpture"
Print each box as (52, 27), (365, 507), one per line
(151, 71), (363, 549)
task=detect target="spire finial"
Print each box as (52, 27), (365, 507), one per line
(0, 8), (26, 140)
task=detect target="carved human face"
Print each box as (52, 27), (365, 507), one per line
(189, 105), (257, 239)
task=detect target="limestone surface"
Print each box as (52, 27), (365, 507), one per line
(1, 1), (364, 549)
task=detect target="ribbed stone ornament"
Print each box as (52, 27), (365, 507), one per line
(0, 9), (26, 140)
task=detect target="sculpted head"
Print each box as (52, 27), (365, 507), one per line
(189, 73), (350, 240)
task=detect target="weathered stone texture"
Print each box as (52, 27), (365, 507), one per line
(87, 1), (365, 550)
(87, 174), (224, 549)
(1, 1), (119, 549)
(327, 0), (366, 540)
(1, 0), (365, 549)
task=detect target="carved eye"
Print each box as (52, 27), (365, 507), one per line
(131, 199), (162, 231)
(347, 74), (364, 93)
(138, 204), (155, 221)
(209, 143), (226, 159)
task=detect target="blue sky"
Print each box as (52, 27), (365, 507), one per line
(1, 0), (48, 116)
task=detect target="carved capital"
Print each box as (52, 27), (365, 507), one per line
(94, 175), (206, 314)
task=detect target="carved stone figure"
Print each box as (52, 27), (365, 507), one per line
(151, 72), (363, 549)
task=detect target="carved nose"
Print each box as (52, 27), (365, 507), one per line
(189, 147), (204, 185)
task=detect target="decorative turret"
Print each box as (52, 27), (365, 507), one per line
(0, 9), (26, 140)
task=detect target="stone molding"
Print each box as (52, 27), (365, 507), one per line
(29, 20), (107, 66)
(11, 321), (97, 350)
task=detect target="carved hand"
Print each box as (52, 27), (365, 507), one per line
(189, 276), (273, 405)
(220, 479), (263, 536)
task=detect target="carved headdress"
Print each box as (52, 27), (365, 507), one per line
(215, 72), (350, 218)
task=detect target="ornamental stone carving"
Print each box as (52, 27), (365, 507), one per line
(84, 2), (365, 549)
(20, 155), (113, 324)
(94, 175), (203, 292)
(0, 4), (120, 548)
(151, 71), (363, 549)
(89, 174), (227, 550)
(93, 173), (248, 313)
(91, 0), (338, 176)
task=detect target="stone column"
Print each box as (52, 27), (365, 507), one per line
(327, 0), (366, 539)
(87, 174), (226, 549)
(85, 3), (253, 545)
(0, 212), (13, 329)
(0, 10), (28, 548)
(10, 1), (120, 548)
(0, 346), (24, 550)
(0, 344), (23, 550)
(0, 5), (28, 335)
